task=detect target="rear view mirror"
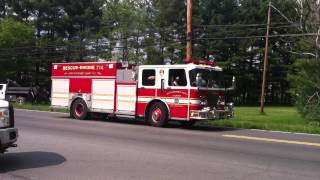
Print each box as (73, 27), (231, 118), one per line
(226, 76), (236, 91)
(232, 76), (236, 89)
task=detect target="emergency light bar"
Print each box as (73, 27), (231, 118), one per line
(183, 58), (215, 66)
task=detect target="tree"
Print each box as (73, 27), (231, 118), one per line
(289, 0), (320, 121)
(0, 18), (35, 84)
(290, 59), (320, 121)
(0, 0), (7, 18)
(101, 0), (151, 63)
(6, 0), (34, 21)
(295, 0), (320, 58)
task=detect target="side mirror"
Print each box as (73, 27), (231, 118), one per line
(232, 76), (236, 90)
(226, 76), (236, 91)
(132, 71), (137, 81)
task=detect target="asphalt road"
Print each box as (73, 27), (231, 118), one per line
(1, 109), (320, 180)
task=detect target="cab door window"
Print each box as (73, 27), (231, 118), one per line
(168, 69), (187, 86)
(142, 69), (156, 86)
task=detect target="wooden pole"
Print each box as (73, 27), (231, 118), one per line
(186, 0), (193, 63)
(260, 1), (272, 113)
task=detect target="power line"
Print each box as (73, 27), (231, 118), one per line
(195, 23), (279, 28)
(11, 26), (301, 51)
(0, 32), (316, 54)
(193, 25), (300, 35)
(193, 33), (319, 40)
(195, 23), (320, 28)
(0, 40), (185, 59)
(270, 4), (293, 24)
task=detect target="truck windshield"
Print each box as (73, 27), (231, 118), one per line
(189, 69), (225, 88)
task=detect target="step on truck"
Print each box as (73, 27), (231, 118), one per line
(0, 84), (18, 153)
(51, 61), (235, 127)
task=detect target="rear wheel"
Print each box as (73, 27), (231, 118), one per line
(16, 96), (26, 105)
(147, 102), (168, 127)
(71, 99), (88, 120)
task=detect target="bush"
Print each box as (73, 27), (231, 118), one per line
(303, 92), (320, 121)
(290, 59), (320, 122)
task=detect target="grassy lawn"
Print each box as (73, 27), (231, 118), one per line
(13, 103), (51, 111)
(13, 103), (68, 113)
(13, 103), (320, 134)
(206, 107), (320, 134)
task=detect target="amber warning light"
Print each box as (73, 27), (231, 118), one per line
(183, 58), (215, 66)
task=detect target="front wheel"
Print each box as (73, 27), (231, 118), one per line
(16, 96), (26, 105)
(71, 99), (89, 120)
(147, 102), (168, 127)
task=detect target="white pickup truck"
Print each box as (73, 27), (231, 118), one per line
(0, 84), (18, 153)
(0, 84), (5, 100)
(0, 83), (47, 104)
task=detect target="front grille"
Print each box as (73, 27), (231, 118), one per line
(205, 93), (219, 107)
(9, 104), (15, 127)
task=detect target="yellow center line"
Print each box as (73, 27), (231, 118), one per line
(223, 134), (320, 148)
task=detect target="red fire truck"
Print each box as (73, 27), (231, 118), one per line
(51, 61), (235, 127)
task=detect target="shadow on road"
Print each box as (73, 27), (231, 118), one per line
(60, 114), (238, 132)
(181, 125), (238, 132)
(102, 116), (239, 132)
(0, 151), (66, 173)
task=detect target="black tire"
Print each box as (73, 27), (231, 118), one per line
(70, 99), (89, 120)
(9, 103), (14, 128)
(16, 96), (26, 105)
(181, 120), (197, 128)
(147, 102), (168, 127)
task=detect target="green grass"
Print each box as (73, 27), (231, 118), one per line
(206, 107), (320, 134)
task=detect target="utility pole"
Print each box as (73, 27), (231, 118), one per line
(186, 0), (193, 63)
(260, 1), (272, 113)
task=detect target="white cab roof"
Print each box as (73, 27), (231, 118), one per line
(139, 63), (223, 71)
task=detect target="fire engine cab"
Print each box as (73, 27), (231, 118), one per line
(51, 62), (235, 127)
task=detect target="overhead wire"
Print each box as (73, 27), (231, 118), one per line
(0, 14), (318, 60)
(193, 33), (319, 41)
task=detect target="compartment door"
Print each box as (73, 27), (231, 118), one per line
(51, 79), (70, 107)
(117, 83), (137, 115)
(92, 79), (115, 111)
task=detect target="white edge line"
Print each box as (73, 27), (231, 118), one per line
(249, 128), (320, 137)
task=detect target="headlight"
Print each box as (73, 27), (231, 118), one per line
(200, 97), (208, 106)
(0, 108), (10, 128)
(227, 102), (234, 109)
(217, 96), (225, 106)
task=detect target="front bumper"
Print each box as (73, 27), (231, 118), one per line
(0, 128), (18, 151)
(190, 106), (234, 120)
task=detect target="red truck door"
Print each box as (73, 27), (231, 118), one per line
(136, 69), (157, 117)
(157, 68), (189, 120)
